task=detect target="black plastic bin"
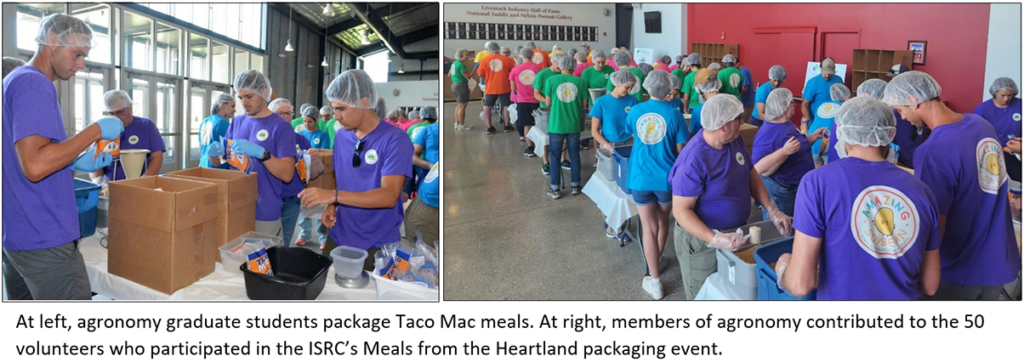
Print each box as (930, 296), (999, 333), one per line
(240, 246), (332, 300)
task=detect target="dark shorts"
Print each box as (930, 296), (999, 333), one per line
(517, 102), (539, 126)
(483, 93), (512, 108)
(452, 82), (470, 103)
(632, 190), (672, 206)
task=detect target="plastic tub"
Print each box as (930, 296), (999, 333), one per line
(715, 220), (790, 300)
(595, 147), (616, 182)
(241, 247), (332, 300)
(753, 238), (817, 300)
(219, 232), (284, 274)
(533, 107), (550, 134)
(330, 246), (368, 279)
(74, 178), (101, 238)
(612, 146), (632, 195)
(370, 269), (438, 301)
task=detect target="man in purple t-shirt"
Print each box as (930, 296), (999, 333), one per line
(206, 70), (298, 238)
(300, 70), (413, 271)
(884, 71), (1021, 300)
(3, 14), (125, 299)
(90, 90), (166, 182)
(775, 97), (942, 300)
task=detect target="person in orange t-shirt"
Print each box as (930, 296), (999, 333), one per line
(477, 42), (517, 135)
(525, 41), (551, 69)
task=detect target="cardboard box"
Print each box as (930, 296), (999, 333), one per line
(305, 150), (336, 190)
(164, 168), (258, 262)
(107, 176), (220, 294)
(739, 123), (758, 155)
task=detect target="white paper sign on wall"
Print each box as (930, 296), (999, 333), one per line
(634, 48), (654, 65)
(802, 61), (848, 93)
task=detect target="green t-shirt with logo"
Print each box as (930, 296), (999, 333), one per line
(581, 65), (614, 91)
(717, 67), (743, 100)
(326, 119), (340, 146)
(533, 67), (556, 107)
(291, 117), (306, 133)
(451, 61), (468, 83)
(683, 71), (700, 110)
(606, 67), (645, 103)
(543, 74), (587, 134)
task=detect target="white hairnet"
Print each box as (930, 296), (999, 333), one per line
(768, 65), (787, 81)
(558, 55), (577, 72)
(610, 69), (638, 86)
(513, 45), (523, 56)
(3, 57), (26, 79)
(856, 78), (887, 100)
(613, 51), (632, 66)
(695, 79), (721, 94)
(660, 55), (672, 64)
(764, 87), (794, 120)
(700, 94), (743, 131)
(592, 50), (607, 61)
(568, 48), (577, 56)
(500, 47), (511, 55)
(610, 48), (619, 55)
(210, 93), (234, 115)
(487, 42), (500, 53)
(674, 55), (684, 64)
(36, 14), (94, 48)
(374, 97), (387, 119)
(326, 69), (378, 109)
(408, 110), (421, 120)
(722, 54), (737, 64)
(669, 73), (682, 90)
(525, 41), (536, 49)
(267, 98), (291, 112)
(420, 105), (438, 120)
(301, 104), (318, 118)
(835, 96), (896, 147)
(320, 105), (332, 116)
(687, 53), (701, 65)
(520, 46), (534, 60)
(989, 77), (1019, 97)
(643, 70), (673, 100)
(103, 90), (132, 112)
(707, 62), (721, 71)
(550, 53), (567, 69)
(552, 44), (561, 52)
(638, 63), (653, 77)
(830, 83), (851, 102)
(234, 70), (272, 101)
(882, 71), (942, 106)
(454, 48), (468, 58)
(681, 57), (691, 67)
(387, 109), (406, 120)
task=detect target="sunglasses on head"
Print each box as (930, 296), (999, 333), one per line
(352, 139), (365, 167)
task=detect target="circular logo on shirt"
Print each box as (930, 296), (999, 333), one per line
(296, 145), (302, 154)
(556, 82), (578, 103)
(1014, 113), (1021, 122)
(411, 126), (426, 141)
(424, 162), (440, 183)
(976, 138), (1007, 194)
(850, 185), (920, 259)
(624, 106), (632, 114)
(257, 130), (269, 141)
(200, 122), (213, 145)
(334, 122), (343, 132)
(365, 149), (379, 165)
(128, 135), (139, 145)
(518, 69), (537, 85)
(313, 138), (321, 145)
(816, 102), (841, 119)
(729, 73), (741, 88)
(636, 112), (667, 145)
(735, 152), (745, 166)
(489, 59), (504, 72)
(604, 74), (610, 79)
(294, 124), (306, 133)
(532, 53), (544, 65)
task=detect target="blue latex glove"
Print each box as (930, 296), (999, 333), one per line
(72, 150), (113, 172)
(93, 116), (125, 140)
(207, 138), (225, 158)
(229, 139), (266, 158)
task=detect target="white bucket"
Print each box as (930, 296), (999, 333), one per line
(118, 149), (149, 179)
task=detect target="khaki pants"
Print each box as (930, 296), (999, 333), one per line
(404, 197), (439, 249)
(674, 222), (717, 300)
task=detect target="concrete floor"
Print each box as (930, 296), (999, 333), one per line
(441, 101), (759, 301)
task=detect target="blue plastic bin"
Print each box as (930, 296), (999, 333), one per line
(74, 178), (101, 239)
(753, 238), (817, 300)
(612, 146), (632, 195)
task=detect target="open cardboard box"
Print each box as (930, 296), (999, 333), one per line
(165, 168), (258, 262)
(107, 176), (219, 294)
(304, 150), (335, 190)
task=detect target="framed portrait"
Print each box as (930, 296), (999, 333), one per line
(908, 40), (927, 66)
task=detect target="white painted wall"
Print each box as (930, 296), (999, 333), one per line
(442, 3), (617, 58)
(631, 4), (687, 62)
(375, 81), (441, 109)
(983, 3), (1021, 101)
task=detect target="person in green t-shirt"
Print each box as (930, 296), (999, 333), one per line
(319, 105), (338, 145)
(681, 53), (704, 113)
(318, 106), (332, 131)
(539, 55), (588, 199)
(606, 51), (645, 103)
(450, 49), (475, 131)
(717, 54), (743, 100)
(671, 56), (692, 91)
(581, 50), (614, 92)
(532, 52), (568, 108)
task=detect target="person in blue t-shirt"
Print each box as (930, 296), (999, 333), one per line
(687, 69), (721, 138)
(591, 70), (639, 151)
(752, 65), (787, 127)
(200, 93), (235, 169)
(410, 106), (439, 198)
(807, 83), (850, 166)
(737, 57), (755, 123)
(801, 57), (843, 131)
(297, 104), (332, 150)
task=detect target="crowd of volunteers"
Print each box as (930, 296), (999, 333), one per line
(449, 39), (1021, 301)
(2, 14), (439, 299)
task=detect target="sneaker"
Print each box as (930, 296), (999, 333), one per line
(541, 163), (550, 175)
(571, 186), (581, 195)
(547, 188), (560, 199)
(320, 242), (326, 250)
(524, 146), (536, 158)
(295, 238), (307, 246)
(504, 125), (515, 133)
(561, 161), (571, 170)
(520, 137), (526, 142)
(581, 143), (592, 150)
(462, 124), (474, 130)
(486, 126), (497, 135)
(605, 226), (617, 238)
(642, 276), (664, 300)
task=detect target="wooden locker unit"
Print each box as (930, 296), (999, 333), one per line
(690, 42), (739, 67)
(851, 48), (913, 93)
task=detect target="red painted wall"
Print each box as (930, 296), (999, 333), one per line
(688, 3), (991, 113)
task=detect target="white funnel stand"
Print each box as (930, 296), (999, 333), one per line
(118, 149), (149, 179)
(589, 88), (604, 105)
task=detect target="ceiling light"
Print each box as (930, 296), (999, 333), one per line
(285, 6), (294, 52)
(361, 30), (371, 45)
(321, 57), (329, 67)
(285, 39), (294, 52)
(323, 3), (336, 17)
(398, 66), (404, 74)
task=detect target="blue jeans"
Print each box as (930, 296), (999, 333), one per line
(759, 175), (797, 221)
(549, 132), (581, 189)
(280, 196), (301, 247)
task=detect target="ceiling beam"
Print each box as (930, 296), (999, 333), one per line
(342, 2), (401, 57)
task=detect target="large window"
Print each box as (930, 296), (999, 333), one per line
(70, 3), (112, 64)
(190, 34), (210, 81)
(123, 12), (153, 71)
(137, 3), (264, 49)
(363, 52), (390, 83)
(155, 23), (181, 75)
